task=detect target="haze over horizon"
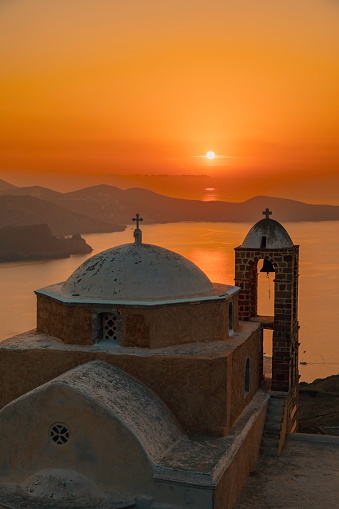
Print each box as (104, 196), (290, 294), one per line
(1, 1), (338, 203)
(1, 173), (339, 207)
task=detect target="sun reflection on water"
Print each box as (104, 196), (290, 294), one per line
(189, 248), (233, 284)
(0, 221), (338, 382)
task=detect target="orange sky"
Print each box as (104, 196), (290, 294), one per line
(0, 0), (338, 202)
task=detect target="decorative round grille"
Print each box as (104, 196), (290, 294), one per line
(50, 423), (70, 445)
(103, 314), (118, 340)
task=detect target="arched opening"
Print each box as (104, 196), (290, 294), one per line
(257, 259), (275, 317)
(244, 357), (250, 396)
(228, 301), (233, 332)
(292, 256), (298, 322)
(263, 329), (273, 380)
(249, 260), (258, 317)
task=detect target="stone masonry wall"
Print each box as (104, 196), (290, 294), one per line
(234, 245), (299, 431)
(121, 299), (231, 349)
(37, 295), (93, 345)
(37, 295), (236, 350)
(0, 326), (260, 437)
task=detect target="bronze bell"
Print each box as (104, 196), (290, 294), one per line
(260, 259), (275, 276)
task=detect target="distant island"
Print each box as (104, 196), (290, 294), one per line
(0, 224), (92, 262)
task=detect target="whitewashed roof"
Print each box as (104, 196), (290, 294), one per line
(241, 219), (294, 249)
(62, 243), (215, 300)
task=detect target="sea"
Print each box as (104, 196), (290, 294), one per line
(0, 221), (338, 383)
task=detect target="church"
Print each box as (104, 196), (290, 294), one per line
(0, 211), (299, 509)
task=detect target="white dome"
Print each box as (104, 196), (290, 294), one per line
(62, 243), (214, 301)
(241, 218), (294, 249)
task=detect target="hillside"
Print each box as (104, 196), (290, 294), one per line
(55, 185), (339, 224)
(0, 224), (93, 262)
(0, 195), (125, 237)
(0, 179), (338, 226)
(0, 179), (16, 190)
(0, 183), (61, 201)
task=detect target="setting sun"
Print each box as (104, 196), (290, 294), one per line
(0, 0), (338, 203)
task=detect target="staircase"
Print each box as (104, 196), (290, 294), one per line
(261, 395), (287, 456)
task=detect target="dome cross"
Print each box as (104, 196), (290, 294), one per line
(263, 208), (272, 220)
(132, 213), (143, 244)
(132, 213), (143, 229)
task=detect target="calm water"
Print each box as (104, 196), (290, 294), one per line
(0, 221), (338, 383)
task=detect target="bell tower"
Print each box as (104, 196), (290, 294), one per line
(234, 209), (299, 432)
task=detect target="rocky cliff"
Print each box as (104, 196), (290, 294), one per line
(298, 374), (339, 435)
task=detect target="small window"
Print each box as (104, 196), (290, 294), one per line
(101, 311), (121, 343)
(228, 301), (233, 332)
(244, 358), (250, 396)
(260, 236), (267, 248)
(50, 423), (70, 446)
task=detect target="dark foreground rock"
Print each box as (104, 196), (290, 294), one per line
(0, 224), (92, 262)
(298, 374), (339, 435)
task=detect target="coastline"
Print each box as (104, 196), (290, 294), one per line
(0, 225), (93, 262)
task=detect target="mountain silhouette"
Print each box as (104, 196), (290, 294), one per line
(0, 179), (338, 227)
(0, 194), (125, 237)
(0, 178), (16, 190)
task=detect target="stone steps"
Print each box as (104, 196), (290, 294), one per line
(265, 420), (282, 429)
(260, 396), (286, 456)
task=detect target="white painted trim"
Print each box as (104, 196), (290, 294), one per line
(35, 284), (241, 308)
